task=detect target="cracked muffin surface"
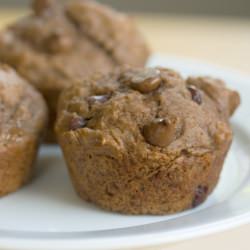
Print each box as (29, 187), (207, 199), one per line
(56, 67), (240, 215)
(0, 0), (150, 142)
(0, 64), (47, 197)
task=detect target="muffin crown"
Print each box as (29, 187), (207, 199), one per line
(56, 67), (239, 155)
(0, 0), (149, 89)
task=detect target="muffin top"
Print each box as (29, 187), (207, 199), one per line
(0, 0), (150, 91)
(0, 64), (47, 144)
(56, 67), (240, 157)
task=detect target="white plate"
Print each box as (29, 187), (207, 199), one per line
(0, 55), (250, 250)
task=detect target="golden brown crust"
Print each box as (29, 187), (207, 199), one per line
(0, 65), (48, 196)
(56, 67), (239, 215)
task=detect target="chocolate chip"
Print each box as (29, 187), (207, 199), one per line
(87, 94), (111, 105)
(69, 116), (87, 131)
(192, 185), (208, 207)
(32, 0), (53, 15)
(45, 31), (73, 53)
(188, 85), (202, 105)
(131, 77), (162, 94)
(143, 118), (176, 147)
(121, 68), (162, 93)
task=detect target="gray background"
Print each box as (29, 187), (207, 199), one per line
(0, 0), (250, 17)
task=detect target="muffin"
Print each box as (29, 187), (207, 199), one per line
(55, 67), (240, 215)
(0, 0), (150, 142)
(0, 65), (47, 197)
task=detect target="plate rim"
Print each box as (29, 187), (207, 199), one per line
(1, 54), (250, 250)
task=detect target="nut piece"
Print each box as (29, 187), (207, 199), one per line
(87, 94), (111, 105)
(32, 0), (54, 15)
(45, 31), (73, 53)
(143, 118), (177, 147)
(121, 68), (162, 93)
(69, 116), (87, 131)
(188, 85), (202, 105)
(213, 121), (232, 147)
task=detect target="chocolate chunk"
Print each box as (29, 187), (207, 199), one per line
(45, 31), (73, 53)
(121, 68), (162, 93)
(69, 116), (87, 131)
(192, 185), (208, 207)
(188, 85), (202, 105)
(32, 0), (53, 15)
(87, 94), (111, 105)
(143, 118), (176, 147)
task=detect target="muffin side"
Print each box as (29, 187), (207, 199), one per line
(0, 65), (48, 196)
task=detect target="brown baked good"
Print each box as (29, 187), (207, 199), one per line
(0, 65), (47, 197)
(0, 0), (150, 142)
(55, 67), (240, 215)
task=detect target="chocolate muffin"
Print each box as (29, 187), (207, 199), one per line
(0, 65), (47, 197)
(0, 0), (150, 142)
(55, 67), (240, 215)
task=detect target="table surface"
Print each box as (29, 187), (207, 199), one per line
(0, 9), (250, 250)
